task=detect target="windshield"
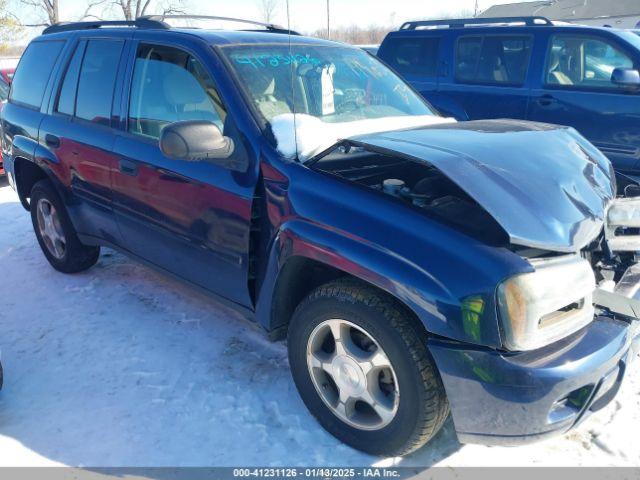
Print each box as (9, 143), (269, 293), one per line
(222, 44), (435, 124)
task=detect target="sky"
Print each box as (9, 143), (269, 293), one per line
(7, 0), (531, 42)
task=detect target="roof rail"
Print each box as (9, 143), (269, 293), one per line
(399, 16), (552, 30)
(42, 17), (169, 35)
(42, 15), (299, 36)
(142, 14), (299, 34)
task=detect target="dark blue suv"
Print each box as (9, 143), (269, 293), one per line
(379, 17), (640, 179)
(2, 16), (639, 456)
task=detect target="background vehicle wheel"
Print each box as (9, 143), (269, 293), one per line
(30, 179), (100, 273)
(288, 279), (449, 456)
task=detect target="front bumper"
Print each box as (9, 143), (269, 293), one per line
(429, 316), (639, 446)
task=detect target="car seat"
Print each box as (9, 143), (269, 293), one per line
(548, 50), (573, 85)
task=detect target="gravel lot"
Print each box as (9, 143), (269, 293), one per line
(0, 179), (638, 468)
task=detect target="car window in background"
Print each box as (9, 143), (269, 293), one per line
(0, 78), (9, 101)
(128, 43), (226, 140)
(56, 42), (85, 116)
(10, 41), (64, 108)
(223, 44), (435, 124)
(75, 39), (124, 126)
(379, 37), (440, 76)
(546, 35), (634, 88)
(456, 35), (532, 85)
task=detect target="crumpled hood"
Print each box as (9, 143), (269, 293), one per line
(349, 120), (616, 252)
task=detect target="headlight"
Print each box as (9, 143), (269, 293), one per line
(605, 197), (640, 252)
(497, 255), (595, 351)
(607, 198), (640, 226)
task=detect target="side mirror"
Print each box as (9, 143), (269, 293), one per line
(612, 68), (640, 89)
(160, 120), (237, 165)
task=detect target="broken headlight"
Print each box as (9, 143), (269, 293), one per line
(497, 255), (596, 351)
(605, 197), (640, 252)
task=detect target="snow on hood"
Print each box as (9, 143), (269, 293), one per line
(270, 113), (456, 162)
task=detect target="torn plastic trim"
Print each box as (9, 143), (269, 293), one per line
(595, 262), (640, 320)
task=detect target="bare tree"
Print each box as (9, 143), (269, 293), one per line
(310, 24), (391, 45)
(18, 0), (58, 25)
(256, 0), (278, 24)
(111, 0), (185, 20)
(0, 0), (23, 52)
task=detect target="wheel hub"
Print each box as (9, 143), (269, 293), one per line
(332, 355), (367, 396)
(307, 319), (399, 431)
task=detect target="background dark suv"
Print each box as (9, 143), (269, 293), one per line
(378, 17), (640, 179)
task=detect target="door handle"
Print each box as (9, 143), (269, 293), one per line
(45, 134), (60, 148)
(537, 94), (556, 107)
(119, 159), (138, 177)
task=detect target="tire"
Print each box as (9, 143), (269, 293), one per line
(30, 179), (100, 273)
(288, 279), (449, 456)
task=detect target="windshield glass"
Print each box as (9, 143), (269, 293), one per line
(222, 44), (435, 124)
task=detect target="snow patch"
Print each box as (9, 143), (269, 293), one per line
(270, 113), (456, 162)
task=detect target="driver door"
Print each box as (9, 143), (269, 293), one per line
(111, 39), (256, 307)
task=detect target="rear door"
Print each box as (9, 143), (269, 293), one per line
(39, 36), (127, 243)
(527, 31), (640, 175)
(111, 37), (257, 307)
(437, 32), (533, 120)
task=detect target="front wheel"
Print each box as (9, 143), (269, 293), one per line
(288, 280), (449, 456)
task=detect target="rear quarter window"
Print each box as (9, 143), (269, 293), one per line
(10, 40), (65, 109)
(380, 36), (440, 76)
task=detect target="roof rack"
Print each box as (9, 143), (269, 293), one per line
(42, 14), (299, 35)
(143, 14), (299, 34)
(42, 17), (169, 35)
(399, 16), (552, 30)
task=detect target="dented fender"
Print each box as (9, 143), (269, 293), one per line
(255, 216), (530, 348)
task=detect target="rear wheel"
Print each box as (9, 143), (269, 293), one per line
(30, 179), (100, 273)
(288, 279), (449, 456)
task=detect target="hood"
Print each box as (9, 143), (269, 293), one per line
(348, 120), (616, 253)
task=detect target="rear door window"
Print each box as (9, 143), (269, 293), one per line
(380, 37), (440, 76)
(75, 39), (124, 126)
(456, 35), (532, 86)
(10, 41), (64, 109)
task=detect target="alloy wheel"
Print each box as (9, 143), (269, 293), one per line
(306, 319), (399, 430)
(36, 198), (66, 260)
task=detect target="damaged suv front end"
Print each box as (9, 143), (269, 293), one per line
(225, 40), (639, 447)
(309, 120), (640, 445)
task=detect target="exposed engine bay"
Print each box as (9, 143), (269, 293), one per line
(311, 147), (508, 246)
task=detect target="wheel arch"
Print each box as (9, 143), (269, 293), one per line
(254, 219), (458, 342)
(13, 156), (51, 211)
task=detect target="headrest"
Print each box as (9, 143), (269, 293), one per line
(163, 66), (206, 106)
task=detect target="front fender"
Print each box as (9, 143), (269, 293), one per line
(255, 218), (521, 347)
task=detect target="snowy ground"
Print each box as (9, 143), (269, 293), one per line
(0, 179), (638, 468)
